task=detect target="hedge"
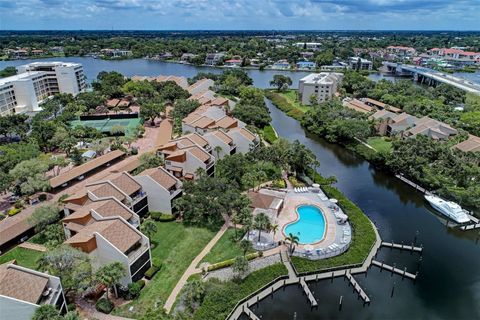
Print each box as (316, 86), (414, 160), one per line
(144, 265), (159, 280)
(95, 298), (114, 314)
(290, 179), (376, 274)
(206, 252), (260, 272)
(150, 212), (175, 222)
(193, 263), (288, 320)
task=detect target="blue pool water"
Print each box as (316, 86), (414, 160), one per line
(284, 205), (326, 244)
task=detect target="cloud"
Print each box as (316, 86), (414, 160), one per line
(0, 0), (479, 30)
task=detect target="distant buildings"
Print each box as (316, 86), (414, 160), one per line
(348, 57), (373, 70)
(0, 261), (67, 319)
(298, 73), (344, 105)
(427, 48), (480, 66)
(205, 53), (225, 66)
(271, 60), (290, 70)
(100, 49), (132, 58)
(296, 61), (316, 70)
(180, 53), (197, 63)
(1, 61), (86, 116)
(224, 59), (242, 67)
(131, 75), (189, 90)
(295, 42), (322, 50)
(386, 46), (416, 57)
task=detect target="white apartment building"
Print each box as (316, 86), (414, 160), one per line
(348, 57), (373, 70)
(203, 130), (237, 159)
(0, 261), (67, 320)
(298, 73), (344, 105)
(134, 167), (183, 214)
(226, 127), (260, 153)
(0, 61), (86, 116)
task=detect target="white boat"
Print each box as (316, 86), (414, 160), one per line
(424, 195), (470, 224)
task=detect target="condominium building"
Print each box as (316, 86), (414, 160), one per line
(203, 130), (237, 159)
(348, 57), (373, 70)
(134, 167), (183, 214)
(0, 61), (86, 116)
(298, 73), (344, 105)
(0, 261), (67, 320)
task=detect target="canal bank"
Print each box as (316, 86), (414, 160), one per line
(254, 100), (480, 320)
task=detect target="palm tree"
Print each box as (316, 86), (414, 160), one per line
(270, 223), (279, 238)
(239, 239), (252, 257)
(141, 219), (157, 243)
(285, 233), (299, 254)
(95, 262), (126, 301)
(214, 145), (223, 159)
(32, 305), (59, 320)
(254, 212), (271, 242)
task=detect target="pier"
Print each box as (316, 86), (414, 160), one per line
(395, 174), (428, 194)
(460, 223), (480, 231)
(300, 277), (318, 307)
(371, 260), (417, 280)
(381, 241), (423, 253)
(242, 306), (260, 320)
(345, 272), (370, 304)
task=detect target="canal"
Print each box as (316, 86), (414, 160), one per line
(1, 57), (479, 319)
(254, 99), (480, 320)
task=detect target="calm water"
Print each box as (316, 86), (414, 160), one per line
(284, 205), (326, 244)
(259, 99), (480, 320)
(2, 57), (479, 319)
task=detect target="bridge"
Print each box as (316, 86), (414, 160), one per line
(383, 62), (480, 95)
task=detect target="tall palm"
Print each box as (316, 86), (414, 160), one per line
(254, 212), (271, 242)
(270, 223), (279, 238)
(95, 262), (126, 301)
(214, 145), (223, 159)
(285, 233), (299, 254)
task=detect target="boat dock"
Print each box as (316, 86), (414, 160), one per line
(242, 306), (260, 320)
(300, 277), (318, 307)
(371, 260), (417, 280)
(395, 174), (428, 193)
(460, 223), (480, 231)
(381, 241), (423, 253)
(345, 272), (370, 304)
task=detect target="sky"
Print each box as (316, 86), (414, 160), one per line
(0, 0), (479, 31)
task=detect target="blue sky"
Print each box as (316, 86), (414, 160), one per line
(0, 0), (479, 30)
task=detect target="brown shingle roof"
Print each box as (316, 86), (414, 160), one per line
(87, 182), (126, 202)
(184, 133), (209, 148)
(139, 167), (179, 190)
(0, 263), (49, 304)
(212, 130), (233, 144)
(50, 150), (125, 188)
(230, 128), (257, 141)
(454, 135), (480, 152)
(188, 147), (211, 162)
(247, 191), (280, 210)
(192, 116), (216, 129)
(65, 218), (141, 254)
(214, 116), (237, 129)
(111, 172), (141, 196)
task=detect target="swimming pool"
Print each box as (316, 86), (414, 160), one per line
(284, 205), (326, 244)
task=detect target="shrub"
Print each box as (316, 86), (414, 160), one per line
(150, 212), (175, 222)
(58, 194), (70, 203)
(95, 298), (113, 314)
(126, 280), (146, 299)
(271, 179), (286, 189)
(0, 213), (5, 221)
(262, 125), (278, 144)
(8, 208), (21, 216)
(206, 252), (260, 272)
(14, 200), (24, 209)
(130, 147), (138, 155)
(67, 303), (76, 312)
(144, 266), (159, 280)
(38, 193), (47, 202)
(152, 257), (162, 269)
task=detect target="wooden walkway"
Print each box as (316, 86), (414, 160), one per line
(371, 260), (417, 280)
(460, 223), (480, 231)
(345, 272), (370, 304)
(300, 277), (318, 307)
(395, 174), (428, 194)
(18, 242), (47, 252)
(381, 241), (423, 253)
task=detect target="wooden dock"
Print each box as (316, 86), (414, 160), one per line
(395, 174), (428, 193)
(371, 260), (417, 280)
(300, 277), (318, 307)
(381, 241), (423, 253)
(460, 223), (480, 231)
(345, 272), (370, 304)
(243, 306), (260, 320)
(467, 214), (479, 224)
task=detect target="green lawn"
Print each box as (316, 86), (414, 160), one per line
(113, 221), (216, 317)
(367, 136), (392, 153)
(281, 89), (310, 113)
(199, 228), (255, 266)
(264, 89), (306, 121)
(261, 125), (278, 144)
(0, 247), (43, 270)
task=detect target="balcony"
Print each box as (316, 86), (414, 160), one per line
(127, 242), (150, 263)
(38, 283), (62, 306)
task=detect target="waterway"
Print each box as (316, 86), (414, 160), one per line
(249, 99), (480, 320)
(1, 57), (479, 88)
(1, 57), (479, 319)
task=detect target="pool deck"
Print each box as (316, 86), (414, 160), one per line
(274, 189), (351, 255)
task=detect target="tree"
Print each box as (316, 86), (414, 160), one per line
(232, 255), (249, 280)
(110, 124), (125, 136)
(141, 219), (158, 241)
(254, 212), (271, 242)
(32, 305), (61, 320)
(135, 152), (163, 174)
(9, 158), (50, 195)
(214, 145), (223, 159)
(29, 204), (60, 232)
(270, 223), (279, 238)
(95, 262), (126, 301)
(315, 50), (334, 66)
(0, 66), (17, 78)
(239, 239), (252, 257)
(285, 233), (299, 254)
(38, 246), (93, 296)
(140, 101), (164, 126)
(183, 279), (206, 312)
(270, 75), (292, 92)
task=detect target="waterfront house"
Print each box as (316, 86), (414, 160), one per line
(403, 116), (458, 140)
(272, 60), (291, 70)
(348, 57), (373, 70)
(296, 61), (316, 70)
(134, 167), (183, 214)
(298, 73), (344, 105)
(225, 59), (242, 67)
(454, 135), (480, 153)
(226, 127), (260, 153)
(202, 130), (237, 159)
(205, 53), (225, 66)
(0, 261), (67, 319)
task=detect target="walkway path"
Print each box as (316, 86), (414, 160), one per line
(76, 298), (134, 320)
(18, 242), (47, 252)
(164, 221), (230, 313)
